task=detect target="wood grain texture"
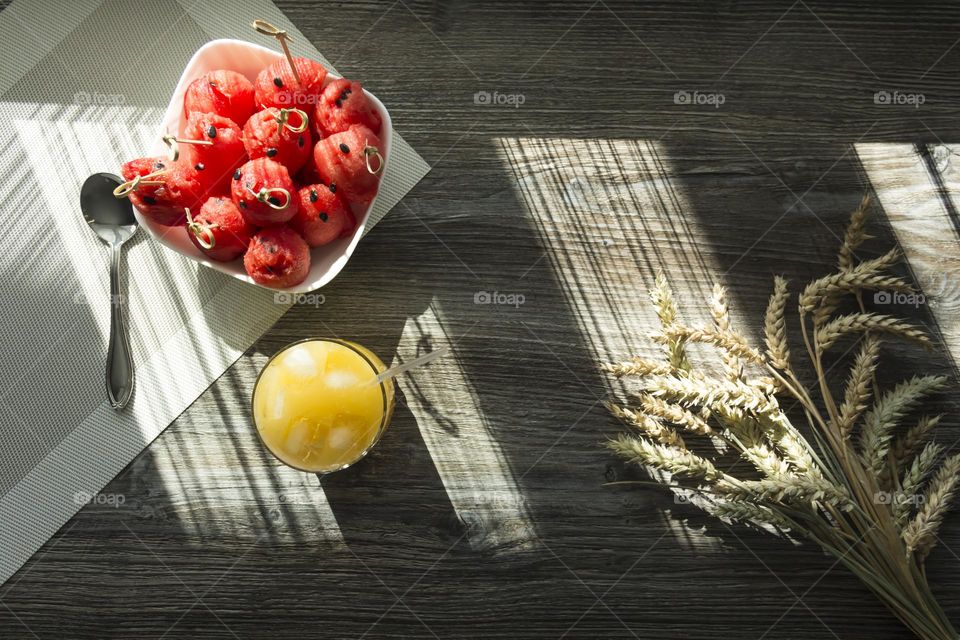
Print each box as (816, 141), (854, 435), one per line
(4, 1), (960, 638)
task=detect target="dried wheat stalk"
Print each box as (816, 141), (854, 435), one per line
(603, 200), (959, 639)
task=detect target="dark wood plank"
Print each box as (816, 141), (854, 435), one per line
(4, 1), (960, 639)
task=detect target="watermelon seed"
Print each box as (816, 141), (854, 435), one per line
(143, 196), (157, 205)
(207, 125), (217, 138)
(267, 196), (282, 206)
(298, 136), (305, 147)
(329, 183), (337, 193)
(239, 201), (247, 209)
(266, 147), (278, 157)
(273, 77), (283, 88)
(195, 163), (205, 171)
(309, 190), (318, 202)
(233, 169), (241, 180)
(335, 99), (342, 108)
(320, 212), (328, 222)
(154, 161), (165, 170)
(339, 143), (350, 154)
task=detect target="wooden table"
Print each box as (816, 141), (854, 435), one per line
(3, 1), (960, 638)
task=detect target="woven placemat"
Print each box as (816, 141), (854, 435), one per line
(0, 0), (429, 585)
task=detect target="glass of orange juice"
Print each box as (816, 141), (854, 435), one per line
(251, 339), (395, 473)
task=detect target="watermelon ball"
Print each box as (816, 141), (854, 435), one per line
(292, 184), (356, 247)
(183, 69), (256, 127)
(119, 157), (204, 226)
(241, 107), (312, 175)
(181, 112), (247, 195)
(231, 157), (298, 226)
(254, 57), (328, 110)
(243, 225), (311, 289)
(313, 78), (381, 138)
(186, 196), (254, 262)
(311, 124), (384, 206)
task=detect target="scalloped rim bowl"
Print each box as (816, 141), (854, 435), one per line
(137, 38), (392, 294)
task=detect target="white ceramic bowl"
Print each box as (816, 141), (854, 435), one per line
(139, 38), (392, 293)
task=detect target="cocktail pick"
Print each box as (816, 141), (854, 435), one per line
(364, 139), (384, 176)
(252, 19), (300, 86)
(246, 184), (292, 210)
(112, 168), (168, 198)
(274, 107), (309, 133)
(162, 134), (213, 162)
(185, 207), (218, 249)
(374, 347), (449, 386)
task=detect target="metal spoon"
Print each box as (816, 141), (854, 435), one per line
(81, 173), (138, 410)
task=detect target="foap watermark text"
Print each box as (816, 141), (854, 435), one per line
(673, 90), (725, 108)
(474, 90), (525, 108)
(874, 90), (925, 108)
(474, 290), (525, 308)
(874, 290), (925, 308)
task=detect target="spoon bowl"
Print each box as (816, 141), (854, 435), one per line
(81, 173), (138, 244)
(81, 172), (138, 410)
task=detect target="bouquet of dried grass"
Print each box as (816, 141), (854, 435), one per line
(605, 198), (959, 639)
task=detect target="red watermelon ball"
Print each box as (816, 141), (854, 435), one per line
(241, 107), (312, 175)
(243, 225), (311, 289)
(182, 112), (247, 195)
(292, 184), (356, 247)
(187, 196), (254, 262)
(313, 78), (381, 138)
(120, 157), (204, 226)
(183, 70), (255, 127)
(230, 157), (299, 226)
(311, 124), (383, 206)
(254, 57), (328, 110)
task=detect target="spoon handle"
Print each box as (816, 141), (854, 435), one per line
(106, 243), (134, 409)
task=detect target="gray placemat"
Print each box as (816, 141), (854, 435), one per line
(0, 0), (429, 585)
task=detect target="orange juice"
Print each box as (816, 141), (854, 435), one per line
(252, 339), (395, 473)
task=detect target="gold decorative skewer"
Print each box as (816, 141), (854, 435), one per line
(246, 185), (291, 210)
(252, 19), (300, 86)
(274, 107), (309, 133)
(364, 140), (385, 176)
(162, 134), (214, 162)
(185, 207), (218, 249)
(113, 168), (169, 198)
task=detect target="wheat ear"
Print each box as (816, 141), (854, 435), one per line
(650, 271), (690, 372)
(816, 313), (931, 352)
(710, 501), (794, 530)
(648, 374), (783, 421)
(837, 336), (882, 438)
(799, 272), (914, 313)
(655, 326), (764, 364)
(609, 435), (720, 480)
(711, 284), (743, 381)
(838, 194), (871, 272)
(890, 415), (942, 471)
(860, 376), (948, 476)
(602, 358), (672, 378)
(895, 442), (944, 527)
(637, 393), (715, 436)
(764, 276), (791, 374)
(719, 476), (852, 507)
(733, 417), (793, 478)
(606, 402), (686, 448)
(903, 453), (960, 559)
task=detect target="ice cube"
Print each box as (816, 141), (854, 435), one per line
(281, 344), (318, 379)
(269, 391), (285, 421)
(328, 425), (358, 452)
(324, 370), (360, 389)
(285, 419), (311, 455)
